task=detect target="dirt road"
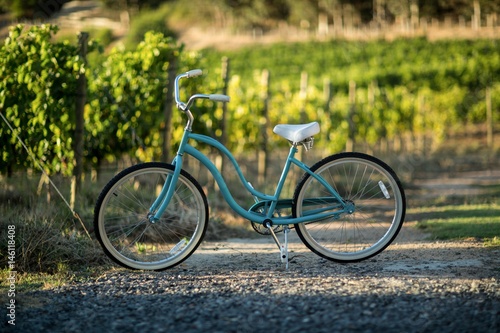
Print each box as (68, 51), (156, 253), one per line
(16, 228), (500, 332)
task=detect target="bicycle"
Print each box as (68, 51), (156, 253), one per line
(94, 69), (406, 271)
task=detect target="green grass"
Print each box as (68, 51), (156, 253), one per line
(0, 266), (110, 295)
(411, 204), (500, 246)
(0, 269), (71, 294)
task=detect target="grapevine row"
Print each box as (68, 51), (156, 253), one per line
(1, 25), (498, 178)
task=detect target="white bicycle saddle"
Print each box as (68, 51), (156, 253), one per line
(273, 122), (320, 143)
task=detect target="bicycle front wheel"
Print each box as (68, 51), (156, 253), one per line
(94, 162), (208, 270)
(293, 152), (406, 263)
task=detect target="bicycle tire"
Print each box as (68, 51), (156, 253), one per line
(293, 152), (406, 263)
(94, 162), (209, 270)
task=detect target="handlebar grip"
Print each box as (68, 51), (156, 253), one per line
(186, 69), (203, 78)
(209, 94), (230, 103)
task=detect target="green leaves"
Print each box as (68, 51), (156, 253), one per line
(203, 38), (500, 152)
(0, 25), (186, 175)
(85, 31), (183, 165)
(2, 23), (498, 178)
(0, 24), (81, 176)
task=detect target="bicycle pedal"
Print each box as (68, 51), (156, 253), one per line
(251, 221), (283, 235)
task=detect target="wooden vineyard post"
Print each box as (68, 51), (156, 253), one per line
(220, 57), (230, 176)
(212, 57), (231, 195)
(323, 78), (332, 114)
(71, 31), (88, 209)
(346, 80), (356, 152)
(486, 86), (493, 149)
(258, 69), (270, 186)
(162, 56), (177, 163)
(298, 72), (308, 161)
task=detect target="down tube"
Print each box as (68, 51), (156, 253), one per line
(184, 144), (270, 224)
(188, 134), (275, 201)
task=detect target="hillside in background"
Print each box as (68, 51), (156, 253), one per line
(2, 0), (500, 26)
(1, 0), (500, 47)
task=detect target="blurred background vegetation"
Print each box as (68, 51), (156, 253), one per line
(2, 0), (500, 28)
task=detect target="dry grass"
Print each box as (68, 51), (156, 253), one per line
(0, 184), (108, 273)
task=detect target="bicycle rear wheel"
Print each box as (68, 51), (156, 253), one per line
(94, 162), (208, 270)
(293, 152), (406, 262)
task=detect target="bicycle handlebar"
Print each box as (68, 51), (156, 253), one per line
(174, 69), (230, 131)
(174, 69), (230, 110)
(186, 69), (203, 78)
(209, 94), (231, 103)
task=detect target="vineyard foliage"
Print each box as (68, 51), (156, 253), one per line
(86, 32), (181, 165)
(1, 24), (499, 176)
(201, 38), (500, 153)
(0, 25), (84, 176)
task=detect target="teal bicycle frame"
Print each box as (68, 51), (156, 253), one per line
(149, 129), (349, 225)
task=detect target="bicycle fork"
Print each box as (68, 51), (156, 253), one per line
(149, 132), (191, 222)
(148, 156), (183, 222)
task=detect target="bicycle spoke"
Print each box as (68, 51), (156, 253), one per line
(94, 163), (208, 270)
(294, 153), (405, 262)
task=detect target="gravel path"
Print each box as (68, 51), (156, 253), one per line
(15, 228), (500, 333)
